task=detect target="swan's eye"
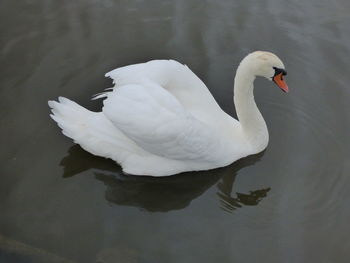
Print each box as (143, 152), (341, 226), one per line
(272, 67), (287, 79)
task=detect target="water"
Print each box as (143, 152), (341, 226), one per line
(1, 0), (350, 262)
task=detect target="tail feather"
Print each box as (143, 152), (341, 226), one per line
(48, 97), (142, 166)
(48, 97), (92, 141)
(49, 97), (90, 121)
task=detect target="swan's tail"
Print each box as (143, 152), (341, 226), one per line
(48, 97), (93, 140)
(48, 97), (136, 164)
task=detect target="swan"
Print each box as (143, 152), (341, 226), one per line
(48, 51), (288, 177)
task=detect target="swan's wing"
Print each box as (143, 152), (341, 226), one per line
(95, 59), (231, 130)
(102, 83), (222, 162)
(94, 60), (196, 100)
(104, 59), (199, 89)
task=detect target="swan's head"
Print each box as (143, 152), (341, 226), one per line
(242, 51), (288, 93)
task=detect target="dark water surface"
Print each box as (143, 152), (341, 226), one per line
(1, 0), (350, 262)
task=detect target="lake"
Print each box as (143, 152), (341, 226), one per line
(1, 0), (350, 262)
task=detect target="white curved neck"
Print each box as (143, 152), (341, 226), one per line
(233, 63), (269, 153)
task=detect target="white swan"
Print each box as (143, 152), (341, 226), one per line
(48, 51), (288, 177)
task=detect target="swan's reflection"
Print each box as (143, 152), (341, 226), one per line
(61, 145), (270, 212)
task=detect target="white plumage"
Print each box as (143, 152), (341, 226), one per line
(49, 51), (288, 176)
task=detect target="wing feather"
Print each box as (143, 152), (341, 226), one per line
(102, 83), (221, 162)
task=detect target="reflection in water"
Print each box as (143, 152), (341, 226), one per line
(218, 186), (270, 213)
(214, 153), (271, 212)
(61, 145), (270, 212)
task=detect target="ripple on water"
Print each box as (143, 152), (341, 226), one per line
(262, 98), (348, 225)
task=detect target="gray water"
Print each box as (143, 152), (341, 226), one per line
(1, 0), (350, 262)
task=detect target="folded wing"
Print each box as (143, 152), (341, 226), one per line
(102, 82), (222, 162)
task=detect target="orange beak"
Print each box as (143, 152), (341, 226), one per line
(273, 73), (289, 93)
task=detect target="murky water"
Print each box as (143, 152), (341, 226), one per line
(1, 0), (350, 262)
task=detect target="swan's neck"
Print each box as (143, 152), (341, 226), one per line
(233, 65), (268, 153)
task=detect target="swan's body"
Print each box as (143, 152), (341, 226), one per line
(49, 51), (287, 176)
